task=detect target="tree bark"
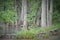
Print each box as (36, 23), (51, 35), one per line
(41, 0), (47, 27)
(14, 0), (18, 32)
(49, 0), (53, 26)
(22, 0), (27, 29)
(47, 0), (50, 26)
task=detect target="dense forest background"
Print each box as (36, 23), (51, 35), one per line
(0, 0), (60, 40)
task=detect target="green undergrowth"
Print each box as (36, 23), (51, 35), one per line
(16, 29), (35, 39)
(29, 24), (60, 33)
(16, 24), (60, 39)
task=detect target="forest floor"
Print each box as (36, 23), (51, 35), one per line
(0, 28), (60, 40)
(0, 36), (60, 40)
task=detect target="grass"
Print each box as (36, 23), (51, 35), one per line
(16, 24), (60, 39)
(16, 29), (36, 39)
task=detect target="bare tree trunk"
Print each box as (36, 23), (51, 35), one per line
(19, 0), (24, 27)
(2, 23), (5, 34)
(35, 0), (41, 26)
(36, 8), (41, 26)
(22, 0), (27, 29)
(49, 0), (53, 26)
(6, 23), (9, 34)
(14, 0), (18, 32)
(47, 0), (53, 26)
(41, 0), (47, 27)
(47, 0), (50, 26)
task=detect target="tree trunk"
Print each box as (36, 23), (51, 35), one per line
(35, 0), (41, 26)
(14, 0), (18, 32)
(41, 0), (47, 27)
(36, 8), (41, 26)
(19, 0), (24, 27)
(2, 22), (5, 34)
(47, 0), (50, 26)
(22, 0), (27, 29)
(49, 0), (53, 26)
(6, 23), (9, 34)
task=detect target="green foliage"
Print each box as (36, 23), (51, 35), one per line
(29, 24), (60, 33)
(16, 29), (36, 39)
(0, 0), (17, 23)
(0, 10), (17, 23)
(53, 11), (60, 24)
(27, 0), (42, 28)
(16, 29), (40, 40)
(37, 24), (60, 33)
(54, 0), (60, 12)
(16, 24), (60, 39)
(27, 0), (41, 25)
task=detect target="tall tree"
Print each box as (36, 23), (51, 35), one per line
(19, 0), (24, 26)
(41, 0), (47, 27)
(49, 0), (53, 26)
(22, 0), (27, 29)
(35, 0), (41, 26)
(47, 0), (53, 26)
(14, 0), (18, 32)
(47, 0), (49, 26)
